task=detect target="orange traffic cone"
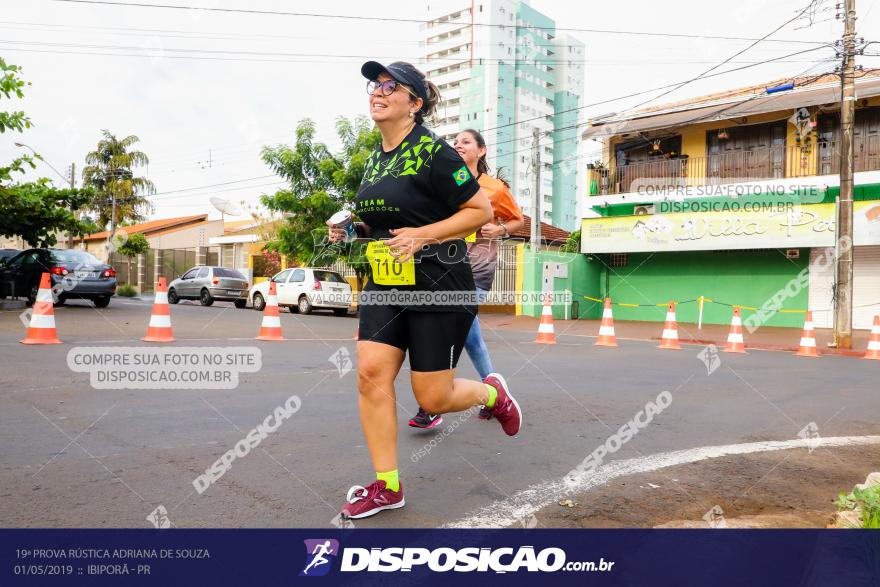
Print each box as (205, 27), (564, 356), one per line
(535, 293), (556, 344)
(795, 311), (819, 357)
(723, 306), (747, 354)
(863, 315), (880, 360)
(658, 302), (681, 350)
(143, 276), (175, 342)
(595, 297), (617, 347)
(20, 272), (62, 345)
(256, 280), (284, 341)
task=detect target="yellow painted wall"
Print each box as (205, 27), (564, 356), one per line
(599, 101), (880, 185)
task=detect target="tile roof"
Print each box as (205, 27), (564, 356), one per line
(510, 215), (571, 245)
(82, 214), (208, 241)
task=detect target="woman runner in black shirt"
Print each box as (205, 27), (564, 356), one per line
(328, 61), (523, 520)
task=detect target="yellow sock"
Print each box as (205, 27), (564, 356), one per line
(485, 383), (498, 409)
(376, 469), (399, 492)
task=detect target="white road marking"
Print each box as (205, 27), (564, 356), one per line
(444, 435), (880, 529)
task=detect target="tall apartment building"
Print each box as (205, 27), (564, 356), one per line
(421, 0), (585, 230)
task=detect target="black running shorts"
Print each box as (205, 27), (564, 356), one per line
(358, 305), (476, 372)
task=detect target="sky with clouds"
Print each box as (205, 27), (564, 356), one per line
(2, 0), (877, 224)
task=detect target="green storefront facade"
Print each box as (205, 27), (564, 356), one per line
(577, 184), (880, 328)
(516, 246), (809, 328)
(599, 249), (809, 328)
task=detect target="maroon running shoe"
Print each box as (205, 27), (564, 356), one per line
(478, 406), (493, 420)
(409, 408), (443, 429)
(484, 373), (522, 436)
(341, 480), (405, 519)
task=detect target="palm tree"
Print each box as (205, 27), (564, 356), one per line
(82, 130), (155, 231)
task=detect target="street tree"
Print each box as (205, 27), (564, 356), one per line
(82, 130), (155, 230)
(560, 229), (581, 253)
(260, 116), (380, 286)
(0, 58), (96, 247)
(116, 231), (149, 258)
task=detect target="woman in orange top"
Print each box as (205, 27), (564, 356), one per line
(409, 128), (524, 429)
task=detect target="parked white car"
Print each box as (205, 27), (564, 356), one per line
(248, 268), (352, 315)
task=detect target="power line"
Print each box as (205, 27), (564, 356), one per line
(547, 64), (839, 173)
(108, 52), (841, 175)
(0, 19), (589, 51)
(103, 63), (849, 209)
(48, 0), (829, 45)
(0, 38), (591, 63)
(0, 38), (830, 68)
(478, 47), (836, 146)
(490, 59), (838, 175)
(101, 179), (287, 206)
(625, 0), (829, 111)
(146, 174), (278, 198)
(150, 180), (287, 200)
(138, 52), (837, 174)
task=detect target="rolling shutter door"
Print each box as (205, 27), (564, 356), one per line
(853, 246), (880, 329)
(809, 248), (835, 329)
(809, 246), (880, 330)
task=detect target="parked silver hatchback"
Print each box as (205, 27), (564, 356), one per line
(167, 266), (249, 307)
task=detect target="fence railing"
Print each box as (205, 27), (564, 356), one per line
(110, 247), (220, 293)
(590, 138), (880, 195)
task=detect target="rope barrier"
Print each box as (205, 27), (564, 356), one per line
(582, 295), (803, 314)
(578, 294), (879, 315)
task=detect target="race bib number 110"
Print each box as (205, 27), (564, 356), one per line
(366, 241), (416, 286)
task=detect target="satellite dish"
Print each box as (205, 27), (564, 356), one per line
(210, 197), (242, 216)
(210, 197), (243, 224)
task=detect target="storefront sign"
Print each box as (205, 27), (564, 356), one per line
(581, 201), (880, 253)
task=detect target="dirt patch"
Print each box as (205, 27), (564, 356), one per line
(536, 444), (880, 528)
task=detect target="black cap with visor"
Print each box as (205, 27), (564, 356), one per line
(361, 61), (429, 112)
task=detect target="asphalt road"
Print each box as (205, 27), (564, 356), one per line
(1, 297), (878, 528)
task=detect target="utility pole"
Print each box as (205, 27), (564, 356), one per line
(834, 0), (857, 349)
(65, 162), (76, 248)
(530, 127), (542, 251)
(104, 167), (119, 262)
(108, 192), (117, 262)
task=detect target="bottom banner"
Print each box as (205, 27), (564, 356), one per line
(1, 529), (878, 586)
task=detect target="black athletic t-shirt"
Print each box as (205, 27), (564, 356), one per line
(355, 124), (480, 312)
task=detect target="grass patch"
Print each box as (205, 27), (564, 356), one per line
(836, 484), (880, 528)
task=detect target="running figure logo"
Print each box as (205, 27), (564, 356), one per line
(300, 539), (340, 577)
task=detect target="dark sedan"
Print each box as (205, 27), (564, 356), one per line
(0, 248), (117, 307)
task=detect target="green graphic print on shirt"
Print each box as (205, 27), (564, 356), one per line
(361, 134), (442, 185)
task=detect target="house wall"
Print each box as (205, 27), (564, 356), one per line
(604, 97), (880, 188)
(148, 220), (224, 249)
(517, 245), (602, 320)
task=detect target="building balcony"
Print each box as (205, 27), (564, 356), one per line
(588, 138), (880, 196)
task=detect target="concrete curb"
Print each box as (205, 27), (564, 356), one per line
(0, 299), (27, 311)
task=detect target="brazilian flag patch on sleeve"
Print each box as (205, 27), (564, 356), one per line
(452, 166), (471, 186)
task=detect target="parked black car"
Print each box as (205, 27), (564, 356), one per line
(0, 249), (20, 264)
(0, 248), (117, 307)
